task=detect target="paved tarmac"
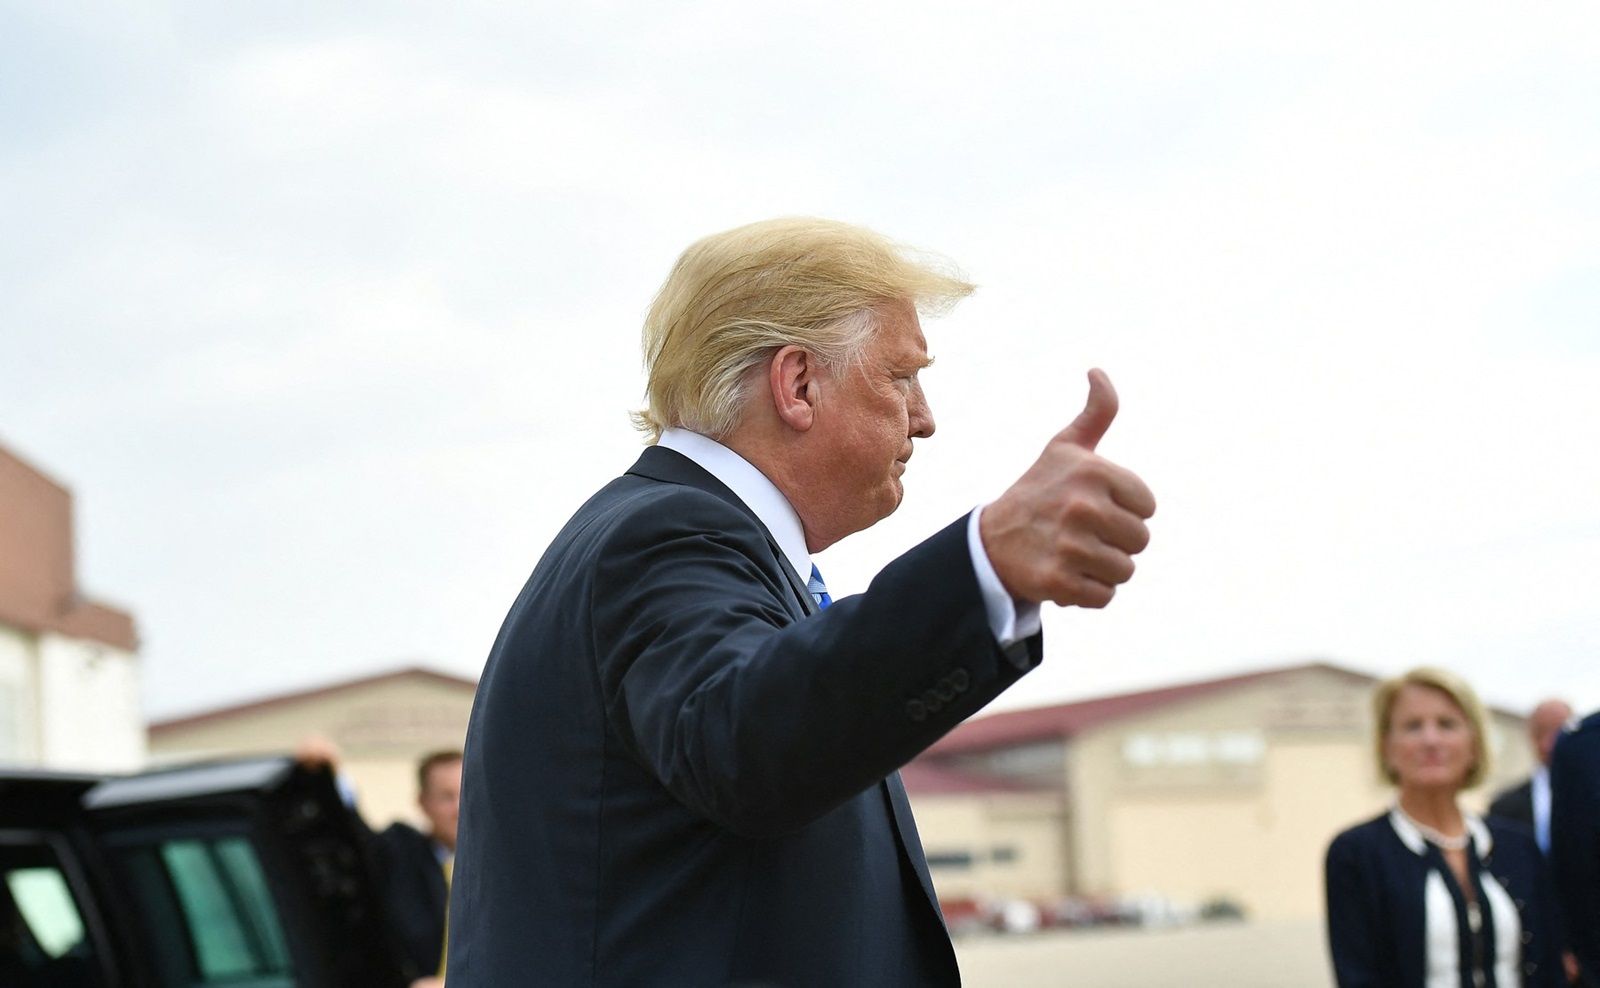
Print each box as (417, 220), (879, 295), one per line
(954, 918), (1334, 988)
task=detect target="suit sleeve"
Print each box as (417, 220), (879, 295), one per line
(590, 490), (1041, 838)
(1551, 729), (1600, 980)
(1325, 833), (1387, 988)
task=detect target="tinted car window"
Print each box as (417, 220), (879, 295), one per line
(164, 837), (292, 980)
(9, 866), (86, 956)
(117, 832), (294, 987)
(0, 839), (105, 988)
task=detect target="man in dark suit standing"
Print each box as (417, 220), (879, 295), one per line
(378, 750), (461, 985)
(447, 218), (1156, 987)
(1552, 710), (1600, 987)
(1490, 698), (1573, 853)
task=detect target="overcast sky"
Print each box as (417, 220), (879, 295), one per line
(4, 2), (1597, 724)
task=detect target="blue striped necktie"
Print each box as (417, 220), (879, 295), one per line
(807, 564), (833, 610)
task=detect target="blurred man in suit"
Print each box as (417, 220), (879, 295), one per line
(378, 750), (461, 985)
(448, 217), (1156, 986)
(1552, 711), (1600, 987)
(1490, 698), (1573, 853)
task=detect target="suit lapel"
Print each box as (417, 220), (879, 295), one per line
(884, 771), (945, 926)
(787, 559), (818, 617)
(628, 445), (814, 617)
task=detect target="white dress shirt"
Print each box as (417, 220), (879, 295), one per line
(656, 429), (1041, 648)
(1531, 765), (1552, 854)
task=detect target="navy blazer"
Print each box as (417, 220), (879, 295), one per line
(1552, 712), (1600, 985)
(1325, 811), (1562, 988)
(376, 822), (448, 979)
(447, 446), (1042, 987)
(1489, 781), (1535, 830)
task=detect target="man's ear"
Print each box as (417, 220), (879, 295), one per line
(768, 345), (817, 431)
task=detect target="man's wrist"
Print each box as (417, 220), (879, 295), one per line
(967, 505), (1042, 646)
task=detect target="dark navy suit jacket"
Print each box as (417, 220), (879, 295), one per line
(1489, 781), (1536, 830)
(1552, 712), (1600, 985)
(375, 821), (448, 979)
(1325, 811), (1562, 988)
(447, 446), (1041, 986)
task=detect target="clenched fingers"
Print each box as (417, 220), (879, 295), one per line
(1107, 462), (1157, 521)
(983, 455), (1155, 607)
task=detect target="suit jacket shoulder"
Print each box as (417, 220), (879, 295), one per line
(452, 445), (1042, 987)
(1488, 779), (1534, 826)
(589, 449), (1028, 834)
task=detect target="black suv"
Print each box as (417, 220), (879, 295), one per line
(1, 757), (410, 987)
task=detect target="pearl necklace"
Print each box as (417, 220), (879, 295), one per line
(1395, 803), (1471, 851)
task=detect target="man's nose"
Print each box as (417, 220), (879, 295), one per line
(910, 382), (935, 439)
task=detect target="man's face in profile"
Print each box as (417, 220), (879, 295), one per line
(804, 300), (936, 542)
(420, 759), (463, 850)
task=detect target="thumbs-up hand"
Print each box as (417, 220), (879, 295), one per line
(979, 369), (1156, 608)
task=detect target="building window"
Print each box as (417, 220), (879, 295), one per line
(981, 741), (1066, 777)
(926, 851), (975, 870)
(990, 846), (1019, 864)
(1214, 730), (1267, 764)
(1166, 733), (1209, 764)
(1122, 729), (1268, 767)
(1123, 734), (1162, 766)
(0, 681), (20, 761)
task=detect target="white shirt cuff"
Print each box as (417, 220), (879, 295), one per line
(967, 505), (1042, 647)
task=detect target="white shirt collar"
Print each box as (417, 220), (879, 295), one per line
(1388, 804), (1493, 856)
(655, 429), (811, 585)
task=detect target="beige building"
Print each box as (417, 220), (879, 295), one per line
(0, 440), (143, 771)
(148, 666), (477, 830)
(905, 661), (1534, 922)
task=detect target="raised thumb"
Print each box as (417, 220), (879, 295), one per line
(1058, 368), (1119, 451)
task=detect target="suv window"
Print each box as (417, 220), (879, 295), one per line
(1, 838), (105, 988)
(164, 837), (292, 979)
(116, 832), (294, 987)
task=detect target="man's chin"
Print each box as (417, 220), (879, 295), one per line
(878, 483), (905, 520)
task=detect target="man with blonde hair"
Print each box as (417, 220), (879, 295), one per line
(449, 217), (1156, 986)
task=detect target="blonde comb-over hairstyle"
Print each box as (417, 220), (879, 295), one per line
(1372, 666), (1493, 789)
(632, 217), (975, 443)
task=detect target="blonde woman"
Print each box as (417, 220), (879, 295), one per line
(1325, 667), (1563, 988)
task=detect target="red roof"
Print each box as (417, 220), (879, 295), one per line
(926, 660), (1375, 755)
(149, 665), (478, 735)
